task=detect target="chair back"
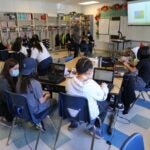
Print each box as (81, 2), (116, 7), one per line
(5, 91), (32, 122)
(121, 133), (145, 150)
(58, 92), (91, 123)
(0, 50), (9, 61)
(5, 91), (53, 124)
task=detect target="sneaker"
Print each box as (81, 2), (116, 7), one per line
(68, 121), (78, 130)
(117, 103), (124, 110)
(35, 123), (46, 132)
(88, 127), (102, 139)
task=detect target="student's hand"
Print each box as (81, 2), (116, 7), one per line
(101, 82), (108, 87)
(43, 92), (51, 99)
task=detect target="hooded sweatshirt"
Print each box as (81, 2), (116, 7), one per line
(66, 76), (109, 120)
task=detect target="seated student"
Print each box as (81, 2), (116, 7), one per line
(12, 37), (28, 57)
(0, 58), (19, 123)
(120, 46), (150, 114)
(30, 38), (53, 76)
(66, 57), (109, 138)
(17, 58), (57, 128)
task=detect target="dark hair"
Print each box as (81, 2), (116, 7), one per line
(137, 46), (150, 60)
(30, 38), (42, 52)
(12, 37), (22, 52)
(76, 57), (93, 74)
(19, 73), (38, 93)
(2, 58), (19, 92)
(32, 34), (40, 42)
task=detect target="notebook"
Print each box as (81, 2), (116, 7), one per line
(39, 63), (66, 84)
(93, 68), (114, 91)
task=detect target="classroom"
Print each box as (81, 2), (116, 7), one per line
(0, 0), (150, 150)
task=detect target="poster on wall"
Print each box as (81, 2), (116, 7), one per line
(109, 20), (120, 35)
(99, 19), (109, 34)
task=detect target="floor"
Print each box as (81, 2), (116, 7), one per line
(0, 50), (150, 150)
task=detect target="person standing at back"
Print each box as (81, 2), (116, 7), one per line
(30, 37), (53, 75)
(66, 57), (109, 138)
(71, 22), (80, 58)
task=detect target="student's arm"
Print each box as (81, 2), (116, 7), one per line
(123, 61), (137, 72)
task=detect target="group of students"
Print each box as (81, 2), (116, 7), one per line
(7, 34), (53, 76)
(0, 57), (57, 128)
(0, 42), (150, 139)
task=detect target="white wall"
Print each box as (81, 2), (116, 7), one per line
(0, 0), (81, 15)
(82, 0), (126, 50)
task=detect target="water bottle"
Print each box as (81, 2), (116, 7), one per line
(98, 56), (102, 68)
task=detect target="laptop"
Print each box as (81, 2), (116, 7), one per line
(39, 63), (66, 84)
(93, 68), (114, 91)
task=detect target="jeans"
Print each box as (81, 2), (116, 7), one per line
(38, 57), (53, 75)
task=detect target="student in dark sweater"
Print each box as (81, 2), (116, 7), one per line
(120, 46), (150, 114)
(0, 58), (19, 122)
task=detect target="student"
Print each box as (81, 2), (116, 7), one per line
(30, 38), (53, 75)
(71, 23), (80, 58)
(66, 57), (109, 138)
(0, 58), (19, 123)
(12, 37), (28, 56)
(17, 58), (57, 124)
(120, 46), (150, 114)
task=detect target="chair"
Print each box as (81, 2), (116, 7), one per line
(4, 91), (56, 150)
(53, 92), (101, 150)
(0, 50), (9, 61)
(129, 81), (150, 110)
(120, 133), (145, 150)
(65, 56), (73, 62)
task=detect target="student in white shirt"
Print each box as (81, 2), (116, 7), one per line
(66, 57), (109, 138)
(12, 37), (28, 56)
(30, 38), (53, 75)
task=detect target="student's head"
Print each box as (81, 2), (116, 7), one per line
(2, 58), (19, 78)
(32, 34), (40, 42)
(21, 57), (37, 76)
(137, 46), (150, 60)
(19, 58), (37, 93)
(76, 57), (93, 77)
(2, 58), (19, 92)
(30, 38), (42, 52)
(12, 37), (22, 52)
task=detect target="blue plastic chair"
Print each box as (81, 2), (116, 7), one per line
(121, 133), (145, 150)
(129, 81), (150, 110)
(53, 92), (101, 150)
(4, 91), (56, 150)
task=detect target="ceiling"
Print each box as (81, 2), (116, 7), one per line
(33, 0), (116, 5)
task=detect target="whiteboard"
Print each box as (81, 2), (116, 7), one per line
(109, 20), (120, 35)
(99, 19), (109, 34)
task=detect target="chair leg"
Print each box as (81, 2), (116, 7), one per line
(7, 117), (17, 145)
(47, 115), (57, 131)
(141, 92), (146, 100)
(90, 126), (96, 150)
(53, 118), (62, 150)
(35, 130), (41, 150)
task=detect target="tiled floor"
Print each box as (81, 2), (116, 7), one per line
(0, 50), (150, 150)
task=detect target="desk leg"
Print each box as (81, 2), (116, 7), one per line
(107, 95), (119, 135)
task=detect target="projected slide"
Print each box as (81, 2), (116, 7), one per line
(128, 0), (150, 25)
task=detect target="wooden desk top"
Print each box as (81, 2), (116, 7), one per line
(0, 61), (4, 74)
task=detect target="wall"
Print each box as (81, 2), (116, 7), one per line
(82, 0), (125, 50)
(0, 0), (81, 15)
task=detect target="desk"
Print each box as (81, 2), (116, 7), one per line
(39, 57), (123, 135)
(0, 61), (4, 74)
(111, 39), (131, 57)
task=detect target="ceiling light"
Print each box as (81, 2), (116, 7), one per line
(79, 1), (99, 5)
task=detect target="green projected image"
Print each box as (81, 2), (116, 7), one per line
(134, 11), (144, 19)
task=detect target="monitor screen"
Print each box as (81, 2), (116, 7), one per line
(128, 0), (150, 25)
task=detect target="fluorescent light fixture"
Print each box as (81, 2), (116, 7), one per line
(79, 1), (99, 5)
